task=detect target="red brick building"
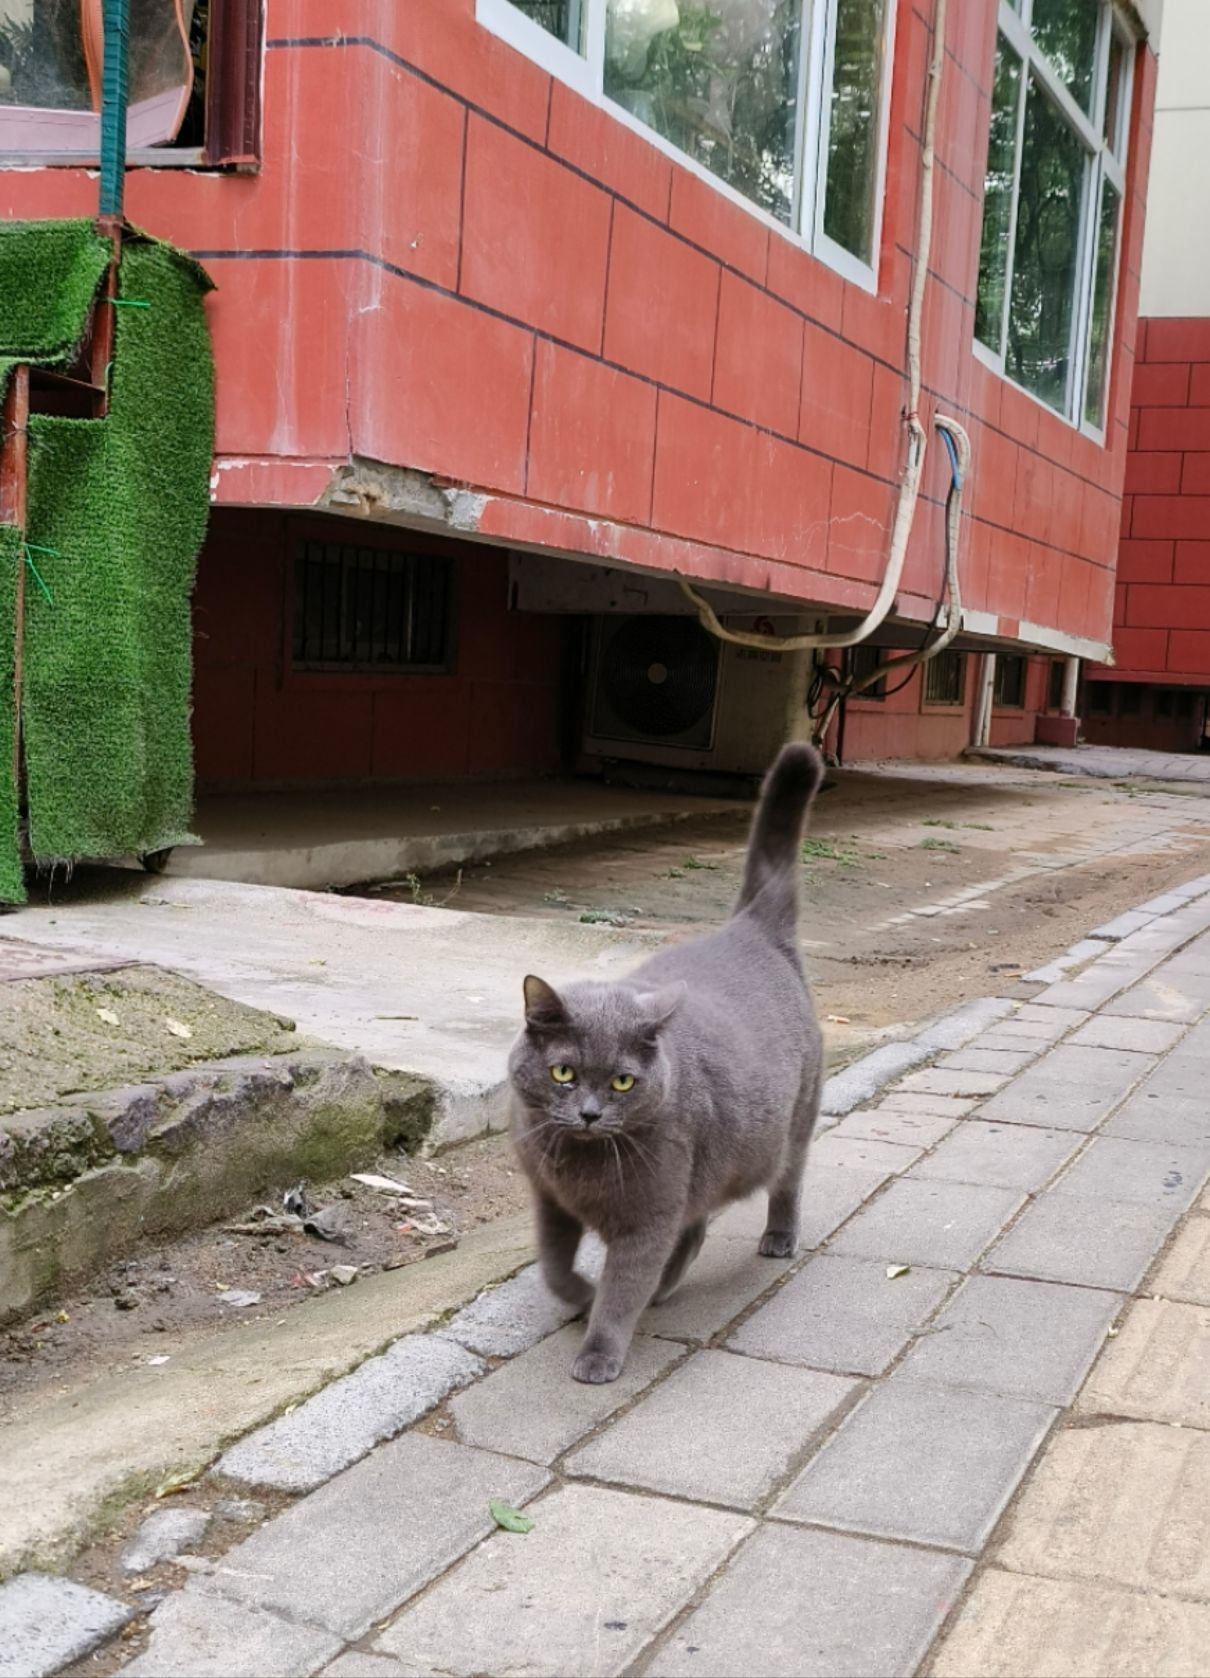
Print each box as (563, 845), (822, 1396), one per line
(1083, 1), (1210, 751)
(2, 0), (1158, 788)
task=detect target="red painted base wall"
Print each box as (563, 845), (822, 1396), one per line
(192, 510), (569, 788)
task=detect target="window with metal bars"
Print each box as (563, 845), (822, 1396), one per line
(848, 642), (887, 700)
(923, 649), (967, 708)
(292, 541), (456, 673)
(993, 654), (1027, 708)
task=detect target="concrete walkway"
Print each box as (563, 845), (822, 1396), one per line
(974, 742), (1210, 783)
(178, 781), (738, 891)
(10, 876), (1210, 1676)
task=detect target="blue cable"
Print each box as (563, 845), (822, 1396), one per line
(939, 425), (962, 491)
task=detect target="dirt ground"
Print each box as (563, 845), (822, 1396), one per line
(10, 760), (1210, 1406)
(376, 761), (1210, 1061)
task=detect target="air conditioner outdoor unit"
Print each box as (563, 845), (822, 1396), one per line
(583, 613), (814, 776)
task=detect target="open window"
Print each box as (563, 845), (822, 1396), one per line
(0, 0), (262, 164)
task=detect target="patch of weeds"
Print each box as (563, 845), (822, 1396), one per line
(665, 867), (686, 880)
(398, 870), (463, 908)
(923, 819), (994, 831)
(920, 837), (961, 854)
(579, 908), (632, 928)
(801, 837), (863, 868)
(681, 856), (719, 871)
(543, 889), (571, 907)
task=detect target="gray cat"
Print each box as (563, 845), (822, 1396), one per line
(508, 741), (825, 1383)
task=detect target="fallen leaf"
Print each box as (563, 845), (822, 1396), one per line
(489, 1500), (534, 1534)
(155, 1470), (199, 1499)
(96, 1007), (120, 1026)
(165, 1018), (193, 1039)
(885, 1264), (911, 1279)
(825, 1014), (851, 1025)
(55, 1309), (70, 1324)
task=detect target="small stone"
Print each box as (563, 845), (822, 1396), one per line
(217, 1289), (261, 1309)
(330, 1265), (359, 1286)
(114, 1289), (140, 1311)
(213, 1497), (266, 1525)
(122, 1508), (211, 1574)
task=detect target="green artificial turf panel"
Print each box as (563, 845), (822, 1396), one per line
(0, 219), (213, 901)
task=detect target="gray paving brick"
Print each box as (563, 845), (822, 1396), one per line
(880, 1092), (978, 1118)
(827, 1107), (959, 1147)
(648, 1524), (971, 1678)
(201, 1434), (548, 1639)
(641, 1233), (793, 1342)
(710, 1164), (888, 1248)
(374, 1484), (749, 1678)
(1100, 969), (1210, 1022)
(1070, 1017), (1186, 1053)
(807, 1133), (923, 1173)
(1105, 1090), (1210, 1149)
(908, 1119), (1082, 1190)
(450, 1326), (682, 1464)
(324, 1658), (410, 1678)
(566, 1349), (855, 1510)
(985, 1193), (1176, 1290)
(938, 1048), (1037, 1076)
(774, 1377), (1055, 1552)
(122, 1508), (210, 1574)
(0, 1573), (132, 1678)
(727, 1253), (956, 1376)
(896, 1067), (1008, 1098)
(897, 1274), (1120, 1403)
(978, 1044), (1155, 1132)
(215, 1333), (484, 1491)
(121, 1594), (340, 1678)
(1051, 1136), (1210, 1213)
(829, 1179), (1025, 1269)
(821, 1042), (931, 1116)
(1091, 909), (1156, 940)
(440, 1262), (584, 1356)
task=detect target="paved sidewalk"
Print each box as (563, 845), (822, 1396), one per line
(973, 741), (1210, 783)
(9, 877), (1210, 1676)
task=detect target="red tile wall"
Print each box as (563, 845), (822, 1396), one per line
(2, 0), (1156, 655)
(191, 509), (567, 788)
(1098, 318), (1210, 683)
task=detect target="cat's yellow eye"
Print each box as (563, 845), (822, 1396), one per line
(550, 1064), (577, 1084)
(610, 1073), (636, 1093)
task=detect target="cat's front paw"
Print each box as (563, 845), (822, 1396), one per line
(758, 1228), (798, 1258)
(572, 1347), (623, 1384)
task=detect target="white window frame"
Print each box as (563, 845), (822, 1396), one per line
(973, 0), (1137, 441)
(477, 0), (896, 294)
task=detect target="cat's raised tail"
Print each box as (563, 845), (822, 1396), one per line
(734, 740), (825, 938)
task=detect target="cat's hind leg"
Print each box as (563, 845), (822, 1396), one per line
(759, 1065), (821, 1258)
(651, 1219), (707, 1304)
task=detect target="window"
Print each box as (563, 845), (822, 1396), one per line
(975, 1), (1134, 433)
(994, 654), (1027, 708)
(848, 641), (886, 699)
(923, 650), (967, 707)
(479, 0), (895, 282)
(1085, 681), (1112, 714)
(0, 0), (262, 164)
(292, 542), (456, 673)
(1117, 683), (1141, 715)
(1177, 691), (1197, 721)
(1154, 688), (1174, 718)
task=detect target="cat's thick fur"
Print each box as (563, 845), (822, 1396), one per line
(508, 741), (825, 1383)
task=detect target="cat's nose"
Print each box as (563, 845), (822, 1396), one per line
(580, 1107), (602, 1126)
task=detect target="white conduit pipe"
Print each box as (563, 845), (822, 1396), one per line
(677, 0), (950, 655)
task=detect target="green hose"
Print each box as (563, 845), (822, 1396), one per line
(98, 0), (130, 219)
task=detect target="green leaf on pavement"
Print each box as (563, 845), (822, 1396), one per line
(489, 1499), (534, 1534)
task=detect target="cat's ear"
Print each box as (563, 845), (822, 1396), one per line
(635, 982), (686, 1037)
(523, 974), (567, 1030)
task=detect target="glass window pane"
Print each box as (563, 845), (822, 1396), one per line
(976, 35), (1023, 351)
(510, 0), (585, 51)
(1103, 29), (1129, 154)
(1030, 0), (1100, 116)
(1008, 77), (1088, 415)
(0, 0), (91, 111)
(1084, 175), (1120, 427)
(604, 0), (805, 225)
(822, 0), (889, 263)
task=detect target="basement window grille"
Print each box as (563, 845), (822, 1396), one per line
(993, 654), (1027, 708)
(292, 541), (456, 673)
(848, 642), (887, 700)
(923, 649), (967, 708)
